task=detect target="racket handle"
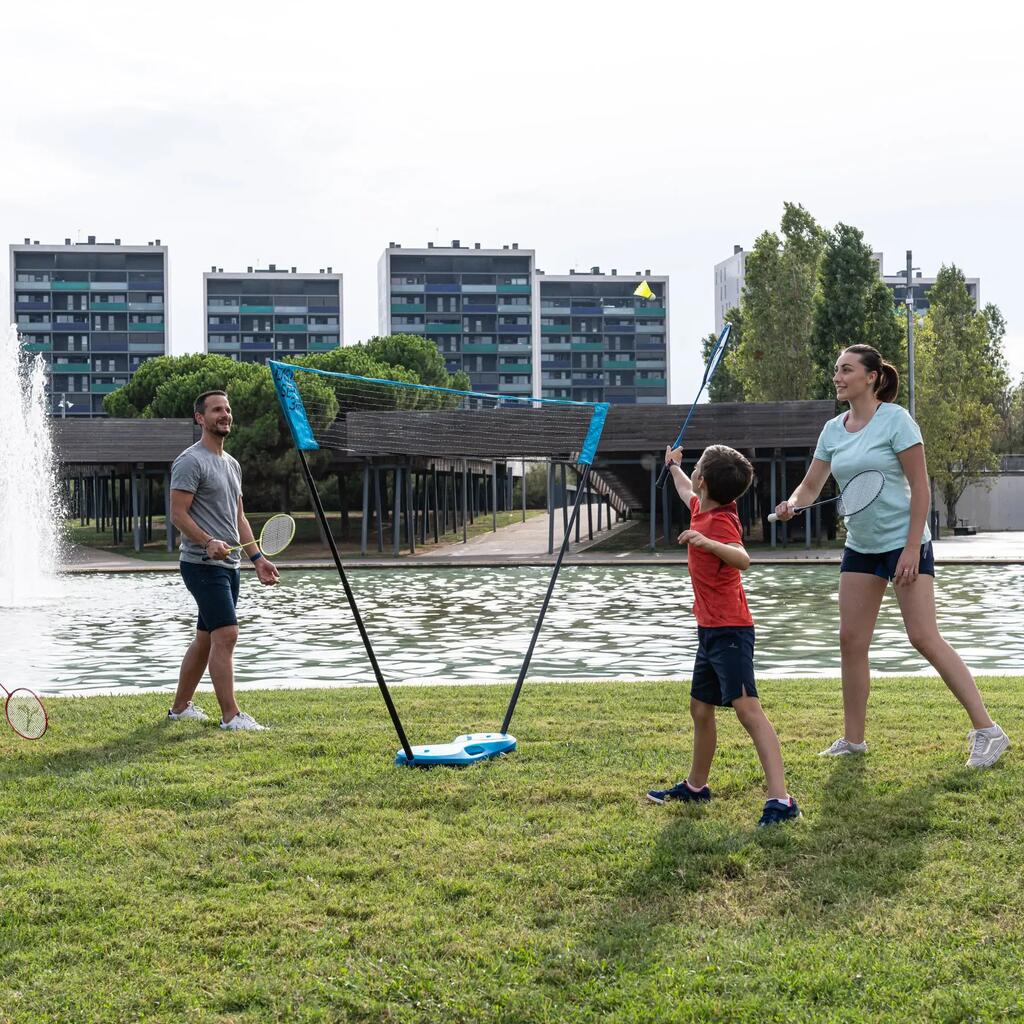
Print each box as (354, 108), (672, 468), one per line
(655, 463), (671, 489)
(767, 512), (779, 523)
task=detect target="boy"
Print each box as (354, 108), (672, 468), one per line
(646, 444), (800, 827)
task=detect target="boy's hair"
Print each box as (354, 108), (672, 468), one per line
(194, 390), (227, 417)
(698, 445), (754, 504)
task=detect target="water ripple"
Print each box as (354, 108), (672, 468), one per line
(2, 564), (1022, 696)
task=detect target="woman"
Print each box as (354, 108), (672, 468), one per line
(774, 345), (1009, 768)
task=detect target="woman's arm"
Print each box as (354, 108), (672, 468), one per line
(773, 458), (832, 521)
(891, 443), (930, 587)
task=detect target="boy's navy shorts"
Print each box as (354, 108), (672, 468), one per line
(180, 562), (240, 633)
(691, 625), (758, 707)
(840, 541), (935, 581)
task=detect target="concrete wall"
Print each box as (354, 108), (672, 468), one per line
(954, 470), (1024, 530)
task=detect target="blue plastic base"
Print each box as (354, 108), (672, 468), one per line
(395, 732), (517, 767)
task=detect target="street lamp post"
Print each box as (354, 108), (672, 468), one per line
(57, 394), (75, 418)
(906, 250), (916, 419)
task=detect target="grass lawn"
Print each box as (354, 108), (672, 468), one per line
(64, 509), (546, 563)
(1, 677), (1022, 1023)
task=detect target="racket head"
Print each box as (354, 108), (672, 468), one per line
(702, 322), (732, 386)
(258, 514), (296, 556)
(836, 470), (885, 516)
(6, 688), (48, 740)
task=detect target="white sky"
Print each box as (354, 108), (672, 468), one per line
(2, 0), (1022, 401)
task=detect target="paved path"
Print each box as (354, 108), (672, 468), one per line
(61, 527), (1024, 573)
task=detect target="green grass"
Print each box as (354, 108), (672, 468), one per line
(64, 509), (545, 563)
(2, 678), (1022, 1023)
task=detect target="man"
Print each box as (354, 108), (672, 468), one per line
(168, 390), (279, 730)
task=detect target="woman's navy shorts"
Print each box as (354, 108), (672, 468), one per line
(180, 562), (240, 632)
(840, 541), (935, 581)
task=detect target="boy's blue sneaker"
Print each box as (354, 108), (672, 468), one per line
(646, 781), (711, 805)
(758, 797), (801, 827)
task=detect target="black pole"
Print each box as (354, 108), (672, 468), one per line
(297, 450), (414, 762)
(500, 462), (593, 735)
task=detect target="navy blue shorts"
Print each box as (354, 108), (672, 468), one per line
(691, 626), (758, 707)
(840, 541), (935, 581)
(180, 562), (240, 632)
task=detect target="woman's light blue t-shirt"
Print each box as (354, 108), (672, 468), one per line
(813, 402), (931, 554)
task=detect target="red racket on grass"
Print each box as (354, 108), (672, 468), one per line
(1, 683), (48, 740)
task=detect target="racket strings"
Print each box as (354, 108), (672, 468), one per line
(836, 471), (885, 516)
(7, 691), (47, 740)
(259, 514), (295, 556)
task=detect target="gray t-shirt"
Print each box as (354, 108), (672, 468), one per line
(170, 442), (243, 568)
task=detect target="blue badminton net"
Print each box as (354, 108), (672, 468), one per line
(270, 361), (609, 465)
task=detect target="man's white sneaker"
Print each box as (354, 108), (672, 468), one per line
(966, 724), (1009, 768)
(818, 737), (868, 757)
(220, 711), (268, 732)
(167, 701), (209, 722)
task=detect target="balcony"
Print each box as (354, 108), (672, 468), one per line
(634, 307), (666, 317)
(128, 342), (165, 353)
(273, 305), (307, 314)
(461, 284), (497, 294)
(605, 359), (637, 369)
(15, 300), (50, 312)
(240, 305), (273, 314)
(128, 322), (165, 332)
(635, 323), (665, 334)
(129, 302), (164, 313)
(390, 283), (425, 294)
(462, 303), (497, 314)
(207, 304), (241, 314)
(308, 304), (340, 314)
(51, 281), (89, 291)
(498, 343), (531, 354)
(307, 323), (340, 333)
(90, 280), (129, 291)
(497, 324), (530, 334)
(463, 343), (498, 354)
(541, 324), (570, 335)
(570, 305), (602, 315)
(542, 358), (571, 369)
(306, 339), (339, 351)
(91, 381), (127, 394)
(635, 377), (667, 388)
(497, 303), (531, 314)
(17, 321), (52, 332)
(52, 320), (90, 332)
(274, 323), (308, 332)
(602, 305), (635, 316)
(573, 375), (605, 387)
(51, 361), (91, 373)
(208, 341), (241, 353)
(425, 284), (461, 294)
(498, 362), (532, 373)
(91, 301), (128, 311)
(425, 322), (461, 334)
(497, 284), (530, 295)
(391, 302), (426, 314)
(571, 342), (604, 352)
(21, 340), (52, 352)
(14, 280), (50, 291)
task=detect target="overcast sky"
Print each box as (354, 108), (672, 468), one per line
(2, 0), (1022, 401)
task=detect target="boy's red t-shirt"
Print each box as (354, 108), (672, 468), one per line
(687, 495), (754, 628)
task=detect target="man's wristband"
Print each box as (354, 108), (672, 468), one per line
(250, 551), (264, 563)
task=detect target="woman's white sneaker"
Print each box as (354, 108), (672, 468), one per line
(818, 737), (868, 757)
(966, 724), (1009, 768)
(167, 701), (209, 722)
(220, 710), (268, 732)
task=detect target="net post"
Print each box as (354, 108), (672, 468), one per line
(461, 461), (468, 543)
(432, 466), (440, 544)
(392, 467), (401, 556)
(296, 449), (414, 762)
(492, 461), (498, 533)
(501, 462), (593, 735)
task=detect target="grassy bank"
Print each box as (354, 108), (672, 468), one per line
(1, 678), (1022, 1023)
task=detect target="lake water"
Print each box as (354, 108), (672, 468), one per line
(3, 564), (1023, 697)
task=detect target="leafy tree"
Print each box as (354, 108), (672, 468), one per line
(103, 353), (338, 510)
(733, 203), (825, 401)
(702, 306), (745, 402)
(809, 223), (879, 397)
(864, 279), (908, 405)
(914, 266), (1003, 526)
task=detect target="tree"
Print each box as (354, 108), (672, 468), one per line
(864, 279), (908, 405)
(732, 203), (825, 401)
(702, 306), (745, 402)
(809, 223), (879, 398)
(103, 353), (339, 510)
(363, 333), (472, 393)
(914, 266), (1003, 527)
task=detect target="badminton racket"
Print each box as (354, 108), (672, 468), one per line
(203, 513), (296, 561)
(768, 470), (884, 522)
(657, 322), (732, 489)
(1, 683), (48, 740)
